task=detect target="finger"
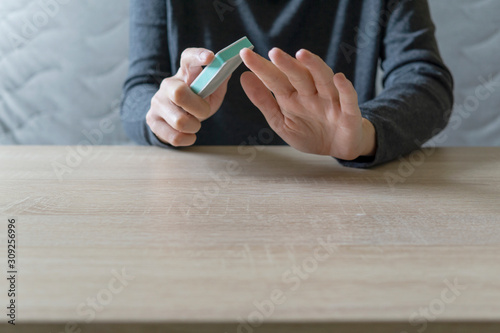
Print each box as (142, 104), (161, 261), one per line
(178, 48), (215, 84)
(146, 112), (197, 147)
(333, 73), (361, 118)
(160, 78), (211, 120)
(240, 48), (295, 97)
(296, 49), (339, 101)
(241, 71), (284, 130)
(269, 48), (317, 96)
(160, 101), (202, 134)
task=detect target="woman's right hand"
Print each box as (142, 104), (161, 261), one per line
(146, 48), (230, 146)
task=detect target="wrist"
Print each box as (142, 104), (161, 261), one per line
(359, 118), (377, 157)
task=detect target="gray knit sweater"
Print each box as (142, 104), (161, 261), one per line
(122, 0), (453, 168)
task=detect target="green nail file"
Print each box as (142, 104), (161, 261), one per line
(190, 36), (254, 99)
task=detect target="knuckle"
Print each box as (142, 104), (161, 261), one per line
(150, 94), (160, 108)
(169, 133), (184, 147)
(171, 85), (188, 105)
(160, 77), (171, 90)
(145, 111), (154, 125)
(147, 118), (159, 135)
(172, 114), (188, 131)
(181, 48), (193, 58)
(180, 48), (196, 67)
(181, 47), (201, 60)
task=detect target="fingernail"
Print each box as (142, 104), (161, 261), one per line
(269, 48), (283, 59)
(271, 47), (282, 54)
(296, 49), (312, 61)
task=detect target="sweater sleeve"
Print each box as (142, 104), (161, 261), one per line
(121, 0), (172, 147)
(337, 0), (454, 168)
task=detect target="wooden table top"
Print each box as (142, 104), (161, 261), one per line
(1, 146), (499, 332)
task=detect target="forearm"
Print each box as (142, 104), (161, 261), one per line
(338, 61), (453, 168)
(121, 0), (170, 147)
(121, 84), (168, 146)
(337, 0), (453, 168)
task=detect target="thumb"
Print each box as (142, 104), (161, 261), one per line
(333, 73), (361, 118)
(241, 71), (284, 130)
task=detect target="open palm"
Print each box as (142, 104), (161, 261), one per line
(240, 48), (376, 160)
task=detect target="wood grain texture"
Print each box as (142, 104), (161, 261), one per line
(0, 146), (499, 332)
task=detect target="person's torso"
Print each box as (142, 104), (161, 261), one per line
(165, 0), (384, 145)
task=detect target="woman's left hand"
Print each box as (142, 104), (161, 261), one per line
(240, 48), (376, 160)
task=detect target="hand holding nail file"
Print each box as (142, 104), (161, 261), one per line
(190, 37), (254, 99)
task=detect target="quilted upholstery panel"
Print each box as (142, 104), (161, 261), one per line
(0, 0), (130, 144)
(429, 0), (500, 146)
(0, 0), (498, 146)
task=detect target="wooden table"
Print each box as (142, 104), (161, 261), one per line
(1, 146), (499, 332)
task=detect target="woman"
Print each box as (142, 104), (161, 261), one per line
(121, 0), (453, 168)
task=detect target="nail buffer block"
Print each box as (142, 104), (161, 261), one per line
(190, 36), (254, 99)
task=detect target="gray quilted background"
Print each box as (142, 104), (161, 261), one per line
(0, 0), (130, 145)
(0, 0), (499, 146)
